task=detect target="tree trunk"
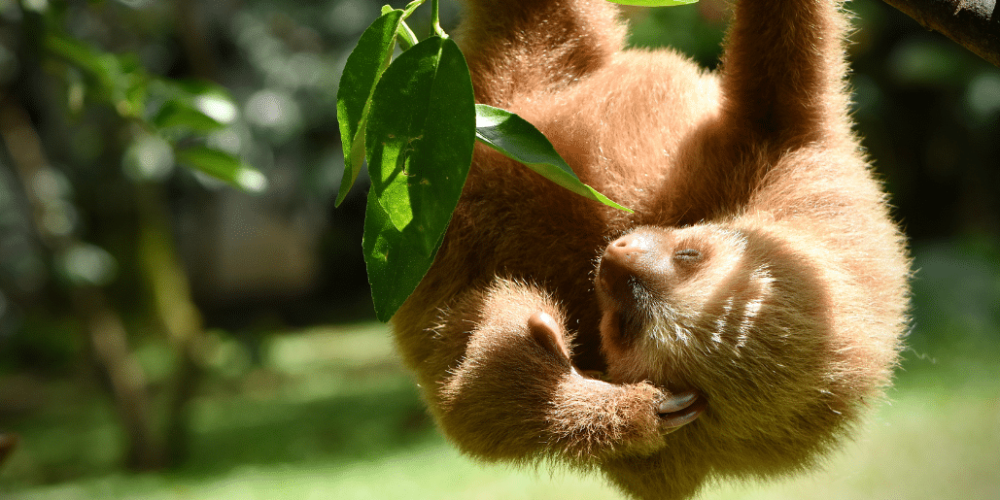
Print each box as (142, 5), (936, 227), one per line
(74, 289), (166, 470)
(136, 184), (207, 465)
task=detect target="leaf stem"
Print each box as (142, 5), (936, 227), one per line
(397, 20), (419, 50)
(401, 0), (426, 19)
(431, 0), (446, 38)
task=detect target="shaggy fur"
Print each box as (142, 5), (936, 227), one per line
(390, 0), (911, 498)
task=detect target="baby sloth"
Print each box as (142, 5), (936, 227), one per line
(389, 0), (911, 499)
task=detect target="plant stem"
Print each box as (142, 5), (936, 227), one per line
(402, 0), (426, 19)
(397, 20), (419, 50)
(431, 0), (446, 38)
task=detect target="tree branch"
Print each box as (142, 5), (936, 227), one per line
(881, 0), (1000, 67)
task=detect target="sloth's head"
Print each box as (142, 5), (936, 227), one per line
(596, 225), (755, 345)
(595, 224), (834, 438)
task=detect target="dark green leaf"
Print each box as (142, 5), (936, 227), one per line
(177, 147), (268, 193)
(335, 9), (404, 207)
(362, 187), (443, 323)
(363, 37), (475, 322)
(474, 104), (632, 213)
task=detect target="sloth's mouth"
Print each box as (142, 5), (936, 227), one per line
(596, 306), (649, 349)
(596, 267), (658, 314)
(595, 310), (708, 428)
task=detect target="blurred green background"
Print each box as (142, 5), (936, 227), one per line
(0, 0), (997, 499)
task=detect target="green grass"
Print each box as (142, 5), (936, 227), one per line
(3, 324), (998, 500)
(2, 240), (999, 499)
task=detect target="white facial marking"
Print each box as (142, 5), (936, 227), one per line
(735, 265), (774, 349)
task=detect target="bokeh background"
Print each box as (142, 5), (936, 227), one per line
(0, 0), (997, 499)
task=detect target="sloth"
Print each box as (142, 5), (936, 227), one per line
(389, 0), (911, 498)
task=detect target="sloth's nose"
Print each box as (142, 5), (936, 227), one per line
(605, 233), (648, 263)
(597, 232), (659, 304)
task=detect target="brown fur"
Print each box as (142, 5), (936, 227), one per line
(390, 1), (910, 498)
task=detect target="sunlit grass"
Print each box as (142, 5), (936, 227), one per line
(702, 385), (1000, 500)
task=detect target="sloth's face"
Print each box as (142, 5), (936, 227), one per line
(594, 223), (835, 441)
(594, 224), (776, 387)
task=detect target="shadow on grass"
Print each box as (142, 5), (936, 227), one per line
(894, 238), (1000, 389)
(177, 377), (437, 478)
(1, 347), (440, 487)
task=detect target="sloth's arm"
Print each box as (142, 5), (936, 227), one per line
(454, 0), (623, 106)
(434, 280), (698, 461)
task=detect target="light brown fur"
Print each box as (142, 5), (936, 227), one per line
(390, 1), (910, 498)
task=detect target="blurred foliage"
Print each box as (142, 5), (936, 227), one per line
(0, 0), (997, 495)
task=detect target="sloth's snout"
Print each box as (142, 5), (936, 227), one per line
(597, 232), (662, 310)
(600, 232), (661, 280)
(605, 233), (649, 262)
(600, 234), (645, 291)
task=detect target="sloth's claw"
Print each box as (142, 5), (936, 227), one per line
(657, 391), (705, 429)
(657, 391), (697, 413)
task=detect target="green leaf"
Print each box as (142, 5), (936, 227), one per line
(474, 104), (632, 213)
(45, 36), (106, 77)
(363, 37), (475, 322)
(362, 187), (440, 323)
(46, 36), (150, 119)
(153, 100), (225, 132)
(335, 9), (404, 207)
(156, 80), (239, 126)
(604, 0), (697, 6)
(177, 147), (268, 193)
(393, 1), (424, 50)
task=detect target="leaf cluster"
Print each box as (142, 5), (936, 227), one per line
(44, 33), (265, 192)
(336, 0), (647, 322)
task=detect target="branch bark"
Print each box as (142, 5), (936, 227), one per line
(136, 183), (207, 465)
(881, 0), (1000, 67)
(74, 289), (166, 470)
